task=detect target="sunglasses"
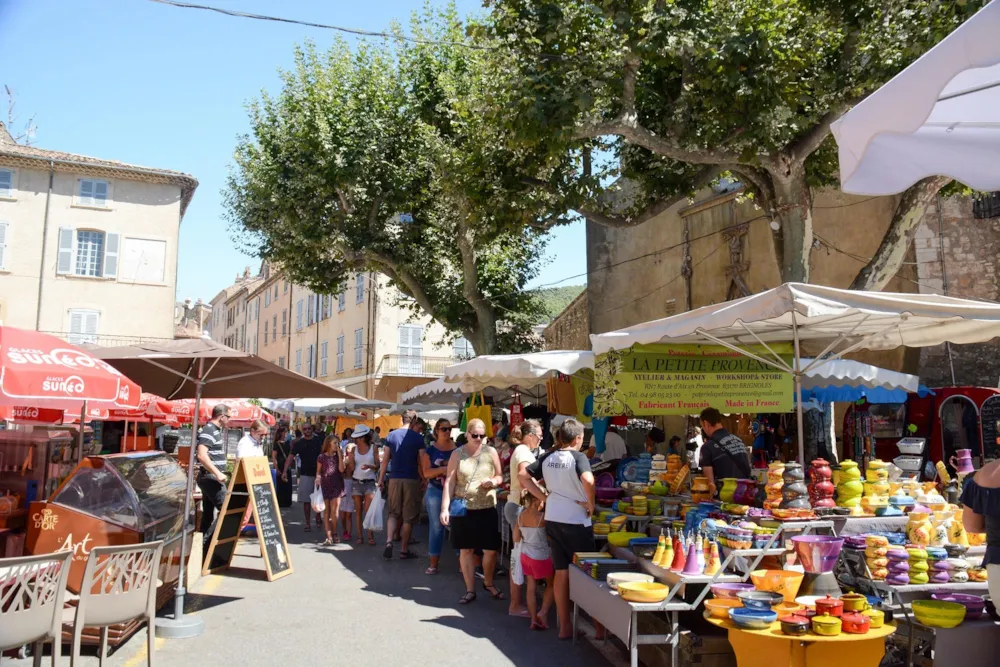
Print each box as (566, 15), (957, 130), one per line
(437, 426), (451, 432)
(468, 433), (484, 440)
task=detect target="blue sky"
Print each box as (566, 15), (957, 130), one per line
(0, 0), (585, 302)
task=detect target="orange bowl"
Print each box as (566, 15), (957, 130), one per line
(704, 598), (743, 619)
(750, 569), (804, 603)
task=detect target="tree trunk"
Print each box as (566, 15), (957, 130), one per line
(771, 171), (814, 283)
(455, 222), (499, 354)
(850, 175), (952, 291)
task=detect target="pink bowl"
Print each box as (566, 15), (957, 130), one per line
(791, 535), (845, 574)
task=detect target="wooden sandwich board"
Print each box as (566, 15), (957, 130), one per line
(203, 455), (293, 581)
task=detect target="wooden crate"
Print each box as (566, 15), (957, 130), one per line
(637, 613), (736, 667)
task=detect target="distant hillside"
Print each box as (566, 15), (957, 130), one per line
(533, 285), (585, 323)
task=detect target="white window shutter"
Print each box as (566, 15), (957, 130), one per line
(84, 312), (99, 336)
(69, 311), (83, 335)
(94, 180), (108, 205)
(0, 222), (7, 271)
(57, 228), (74, 274)
(79, 179), (93, 204)
(103, 232), (120, 279)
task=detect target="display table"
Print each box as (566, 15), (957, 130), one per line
(705, 616), (895, 667)
(894, 616), (1000, 667)
(569, 564), (689, 667)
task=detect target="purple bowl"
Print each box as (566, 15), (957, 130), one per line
(791, 535), (845, 574)
(931, 592), (986, 620)
(711, 582), (755, 599)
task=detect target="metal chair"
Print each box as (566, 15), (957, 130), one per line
(69, 541), (164, 667)
(0, 550), (73, 667)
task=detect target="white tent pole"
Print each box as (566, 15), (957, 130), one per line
(694, 328), (794, 372)
(798, 315), (871, 368)
(800, 321), (905, 373)
(792, 312), (805, 465)
(736, 321), (796, 369)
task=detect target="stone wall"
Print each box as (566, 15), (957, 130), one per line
(542, 291), (590, 350)
(915, 196), (1000, 387)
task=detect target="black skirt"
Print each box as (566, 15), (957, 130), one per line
(450, 507), (501, 551)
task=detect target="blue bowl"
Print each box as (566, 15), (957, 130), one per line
(729, 607), (778, 629)
(737, 590), (784, 610)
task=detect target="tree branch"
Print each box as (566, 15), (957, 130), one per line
(573, 117), (742, 165)
(785, 107), (848, 165)
(849, 175), (952, 291)
(576, 166), (721, 228)
(455, 218), (498, 353)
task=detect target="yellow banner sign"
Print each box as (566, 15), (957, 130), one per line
(593, 344), (793, 416)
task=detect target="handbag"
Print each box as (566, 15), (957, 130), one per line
(448, 445), (485, 518)
(464, 392), (494, 437)
(509, 390), (524, 430)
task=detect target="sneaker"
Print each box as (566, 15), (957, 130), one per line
(383, 543), (393, 560)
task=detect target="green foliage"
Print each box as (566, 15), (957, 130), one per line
(225, 5), (561, 354)
(533, 285), (586, 323)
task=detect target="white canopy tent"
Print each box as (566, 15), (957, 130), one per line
(832, 2), (1000, 195)
(799, 358), (918, 393)
(443, 350), (594, 389)
(591, 282), (1000, 462)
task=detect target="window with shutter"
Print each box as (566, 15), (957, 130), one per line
(0, 169), (13, 198)
(320, 341), (328, 376)
(336, 335), (344, 373)
(295, 349), (302, 374)
(354, 328), (364, 368)
(75, 230), (105, 277)
(77, 178), (110, 207)
(307, 294), (315, 325)
(453, 337), (475, 360)
(278, 356), (285, 369)
(282, 310), (287, 335)
(398, 325), (423, 374)
(103, 232), (120, 279)
(307, 344), (315, 378)
(356, 273), (365, 303)
(265, 290), (271, 307)
(338, 292), (345, 311)
(264, 320), (269, 344)
(68, 309), (100, 345)
(296, 300), (303, 330)
(0, 222), (7, 271)
(272, 315), (277, 339)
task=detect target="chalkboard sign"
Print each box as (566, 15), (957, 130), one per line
(981, 395), (1000, 461)
(225, 429), (242, 458)
(203, 455), (293, 581)
(176, 430), (193, 448)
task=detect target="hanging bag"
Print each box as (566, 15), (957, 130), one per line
(464, 392), (494, 437)
(509, 389), (524, 430)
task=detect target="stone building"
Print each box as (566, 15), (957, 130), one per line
(542, 290), (589, 350)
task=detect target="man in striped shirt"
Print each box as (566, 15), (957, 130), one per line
(196, 403), (231, 556)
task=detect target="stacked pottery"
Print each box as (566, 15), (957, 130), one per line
(908, 546), (929, 585)
(886, 547), (910, 585)
(947, 557), (970, 583)
(733, 479), (758, 505)
(765, 461), (785, 510)
(865, 535), (889, 581)
(837, 460), (863, 509)
(808, 459), (836, 508)
(906, 510), (933, 547)
(781, 462), (811, 509)
(926, 546), (951, 584)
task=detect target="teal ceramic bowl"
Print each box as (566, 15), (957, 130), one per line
(729, 607), (778, 630)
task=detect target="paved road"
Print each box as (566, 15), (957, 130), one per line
(14, 509), (620, 667)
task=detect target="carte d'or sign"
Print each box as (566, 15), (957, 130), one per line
(593, 343), (793, 416)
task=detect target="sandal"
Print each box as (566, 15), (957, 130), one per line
(368, 536), (377, 546)
(533, 614), (549, 630)
(399, 551), (417, 560)
(343, 531), (351, 541)
(322, 538), (333, 546)
(304, 525), (312, 533)
(355, 537), (364, 545)
(425, 566), (439, 575)
(459, 591), (477, 605)
(482, 583), (506, 600)
(332, 536), (341, 544)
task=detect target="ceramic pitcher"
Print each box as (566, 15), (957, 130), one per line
(950, 449), (975, 475)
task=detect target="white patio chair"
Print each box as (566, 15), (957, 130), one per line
(68, 541), (163, 667)
(0, 550), (73, 667)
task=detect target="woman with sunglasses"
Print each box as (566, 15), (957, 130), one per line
(419, 418), (457, 575)
(441, 418), (505, 605)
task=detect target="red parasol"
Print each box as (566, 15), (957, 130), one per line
(0, 404), (111, 425)
(0, 326), (141, 410)
(158, 398), (275, 427)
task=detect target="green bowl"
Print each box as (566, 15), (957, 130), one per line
(912, 599), (966, 628)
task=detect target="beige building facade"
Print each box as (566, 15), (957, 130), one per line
(0, 123), (197, 343)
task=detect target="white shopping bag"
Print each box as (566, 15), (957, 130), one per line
(510, 540), (524, 586)
(363, 490), (385, 532)
(310, 489), (326, 515)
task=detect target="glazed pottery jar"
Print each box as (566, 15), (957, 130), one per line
(809, 459), (836, 508)
(950, 449), (975, 475)
(907, 511), (933, 546)
(691, 477), (711, 503)
(948, 514), (970, 548)
(780, 614), (811, 636)
(931, 511), (953, 548)
(733, 478), (758, 505)
(839, 460), (861, 481)
(815, 595), (844, 617)
(812, 613), (842, 637)
(719, 478), (739, 503)
(840, 593), (867, 612)
(667, 454), (682, 473)
(863, 607), (885, 628)
(866, 459), (889, 482)
(767, 461), (785, 483)
(841, 611), (871, 634)
(781, 463), (811, 509)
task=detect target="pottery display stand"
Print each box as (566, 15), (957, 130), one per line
(892, 615), (1000, 667)
(705, 616), (896, 667)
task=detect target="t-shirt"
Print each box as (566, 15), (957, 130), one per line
(508, 444), (538, 503)
(236, 434), (263, 459)
(590, 431), (627, 462)
(527, 449), (592, 526)
(197, 422), (226, 480)
(292, 434), (324, 477)
(699, 428), (752, 480)
(426, 444), (457, 489)
(386, 427), (425, 480)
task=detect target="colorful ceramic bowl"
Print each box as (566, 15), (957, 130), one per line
(750, 569), (805, 603)
(841, 611), (871, 634)
(930, 592), (985, 620)
(840, 593), (868, 612)
(729, 607), (778, 630)
(811, 613), (842, 636)
(606, 572), (655, 591)
(815, 595), (844, 617)
(863, 607), (885, 628)
(607, 531), (647, 547)
(704, 598), (743, 619)
(711, 582), (755, 599)
(737, 590), (785, 611)
(779, 614), (811, 636)
(791, 535), (845, 574)
(911, 600), (966, 628)
(774, 601), (806, 616)
(618, 581), (670, 603)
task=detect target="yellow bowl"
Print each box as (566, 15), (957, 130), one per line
(750, 569), (804, 603)
(774, 601), (806, 616)
(607, 531), (647, 548)
(704, 598), (743, 619)
(911, 600), (966, 628)
(618, 581), (670, 603)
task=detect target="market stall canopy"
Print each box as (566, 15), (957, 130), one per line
(832, 2), (1000, 195)
(400, 378), (466, 404)
(590, 283), (1000, 361)
(800, 358), (918, 393)
(89, 338), (361, 400)
(0, 326), (142, 410)
(443, 351), (594, 389)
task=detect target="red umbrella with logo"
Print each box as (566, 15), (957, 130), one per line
(0, 405), (112, 424)
(0, 326), (141, 410)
